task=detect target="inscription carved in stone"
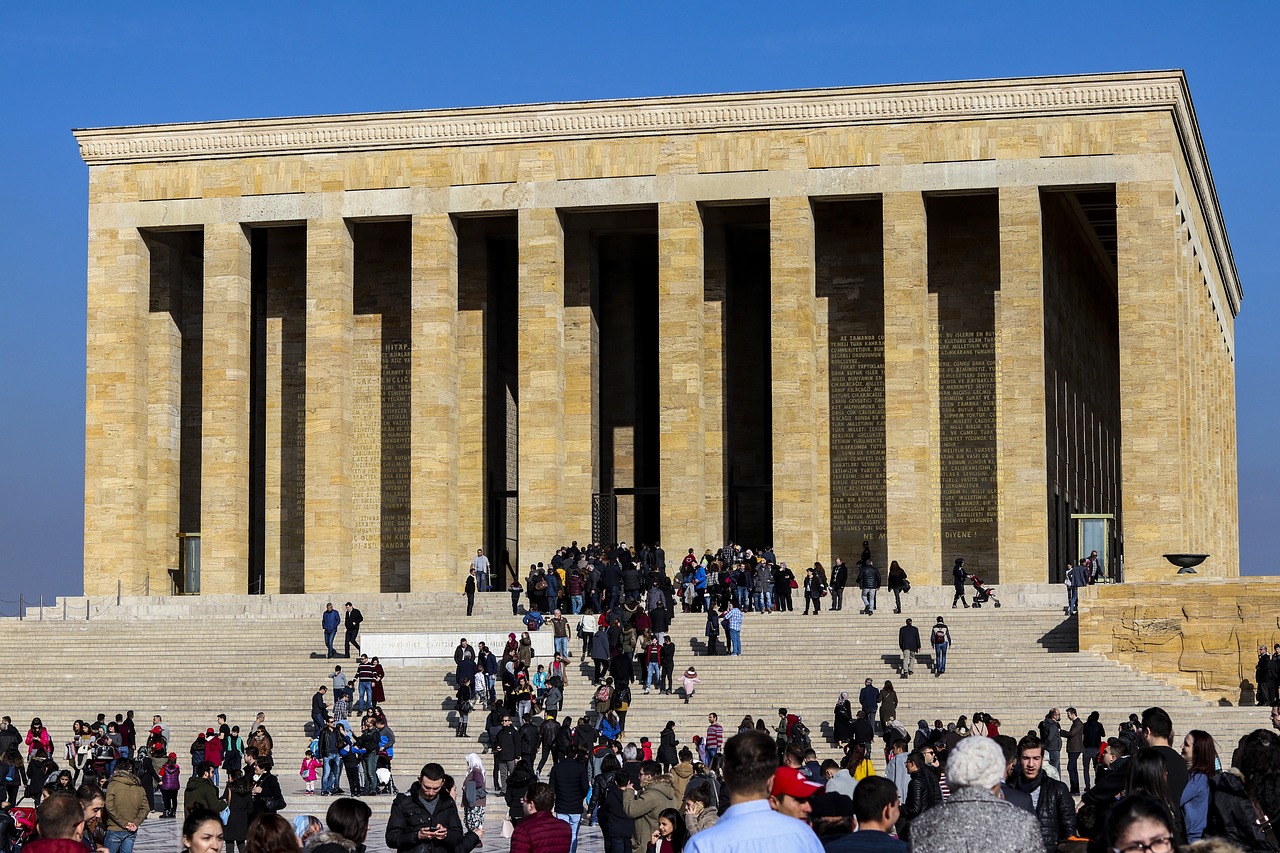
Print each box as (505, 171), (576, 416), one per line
(829, 333), (886, 560)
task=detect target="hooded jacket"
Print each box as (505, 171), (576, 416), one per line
(184, 774), (223, 815)
(104, 770), (149, 832)
(620, 777), (677, 853)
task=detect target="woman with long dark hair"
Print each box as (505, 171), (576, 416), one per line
(1180, 729), (1216, 842)
(1104, 795), (1176, 853)
(1126, 747), (1186, 845)
(646, 807), (688, 853)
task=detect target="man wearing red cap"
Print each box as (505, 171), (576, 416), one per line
(769, 766), (823, 821)
(685, 730), (823, 853)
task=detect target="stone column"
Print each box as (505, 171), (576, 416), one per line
(770, 196), (820, 563)
(85, 227), (150, 596)
(657, 202), (706, 552)
(305, 218), (355, 592)
(562, 219), (599, 540)
(410, 213), (459, 589)
(882, 192), (940, 580)
(517, 207), (566, 567)
(199, 222), (252, 593)
(997, 187), (1049, 582)
(1116, 180), (1183, 582)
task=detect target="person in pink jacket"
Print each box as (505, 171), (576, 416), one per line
(681, 667), (702, 705)
(299, 749), (320, 795)
(26, 718), (52, 756)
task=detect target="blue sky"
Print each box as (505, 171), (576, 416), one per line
(0, 2), (1275, 606)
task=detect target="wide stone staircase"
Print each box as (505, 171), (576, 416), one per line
(1, 587), (1266, 798)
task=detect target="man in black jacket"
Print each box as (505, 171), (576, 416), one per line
(829, 559), (847, 611)
(1009, 735), (1075, 852)
(385, 763), (463, 853)
(1256, 646), (1274, 706)
(549, 749), (590, 852)
(343, 602), (363, 657)
(493, 715), (520, 794)
(898, 618), (921, 678)
(857, 561), (881, 615)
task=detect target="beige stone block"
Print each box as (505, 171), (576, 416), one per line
(517, 208), (565, 566)
(304, 218), (355, 592)
(882, 193), (940, 581)
(658, 202), (706, 552)
(84, 227), (150, 596)
(562, 218), (598, 536)
(200, 222), (252, 593)
(410, 213), (460, 590)
(770, 196), (820, 563)
(997, 187), (1049, 583)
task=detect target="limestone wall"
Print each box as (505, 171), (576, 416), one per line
(1078, 578), (1280, 704)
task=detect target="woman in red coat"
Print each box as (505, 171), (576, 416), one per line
(371, 657), (387, 705)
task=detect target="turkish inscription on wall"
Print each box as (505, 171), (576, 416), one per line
(938, 329), (999, 575)
(352, 329), (411, 587)
(829, 334), (887, 560)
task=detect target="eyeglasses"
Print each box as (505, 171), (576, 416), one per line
(1111, 836), (1174, 853)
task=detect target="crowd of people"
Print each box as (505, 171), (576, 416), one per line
(472, 540), (917, 624)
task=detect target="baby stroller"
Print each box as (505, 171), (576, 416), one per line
(3, 804), (37, 853)
(374, 751), (398, 796)
(968, 574), (1001, 608)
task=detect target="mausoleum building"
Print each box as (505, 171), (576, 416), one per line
(75, 71), (1241, 595)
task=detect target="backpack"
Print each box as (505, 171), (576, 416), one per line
(789, 721), (811, 749)
(594, 684), (612, 704)
(613, 685), (631, 710)
(932, 625), (948, 645)
(0, 762), (15, 786)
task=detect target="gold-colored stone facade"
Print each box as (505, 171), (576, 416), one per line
(1080, 580), (1278, 704)
(78, 72), (1241, 595)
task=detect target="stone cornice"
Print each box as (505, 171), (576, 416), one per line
(71, 71), (1240, 310)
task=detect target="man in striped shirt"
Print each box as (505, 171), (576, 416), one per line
(355, 655), (377, 712)
(706, 713), (725, 763)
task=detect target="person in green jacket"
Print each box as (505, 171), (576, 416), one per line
(183, 762), (223, 815)
(104, 758), (150, 853)
(620, 761), (677, 853)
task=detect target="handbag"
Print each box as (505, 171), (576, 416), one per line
(789, 579), (798, 589)
(220, 805), (230, 823)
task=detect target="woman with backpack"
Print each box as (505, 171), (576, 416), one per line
(593, 678), (615, 723)
(0, 746), (25, 807)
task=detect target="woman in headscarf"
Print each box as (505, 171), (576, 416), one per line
(504, 632), (519, 659)
(461, 752), (487, 835)
(370, 657), (386, 706)
(833, 693), (854, 746)
(517, 632), (534, 670)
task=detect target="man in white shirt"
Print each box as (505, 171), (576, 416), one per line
(685, 730), (823, 853)
(470, 549), (491, 592)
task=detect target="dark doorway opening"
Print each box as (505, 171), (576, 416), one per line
(707, 205), (772, 547)
(927, 194), (1001, 582)
(814, 198), (886, 567)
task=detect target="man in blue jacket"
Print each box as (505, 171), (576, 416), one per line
(322, 603), (340, 659)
